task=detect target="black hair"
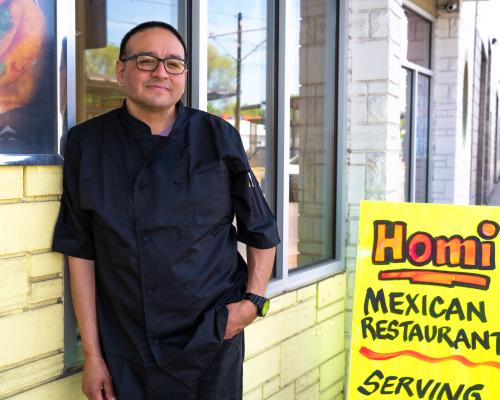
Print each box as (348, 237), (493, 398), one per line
(119, 21), (188, 60)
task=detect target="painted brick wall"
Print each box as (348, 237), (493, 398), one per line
(0, 165), (67, 399)
(430, 7), (462, 204)
(242, 275), (346, 400)
(430, 0), (498, 205)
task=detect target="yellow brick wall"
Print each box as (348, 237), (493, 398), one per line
(243, 274), (346, 400)
(0, 165), (347, 400)
(0, 165), (66, 399)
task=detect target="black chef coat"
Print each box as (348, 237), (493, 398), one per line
(52, 101), (280, 388)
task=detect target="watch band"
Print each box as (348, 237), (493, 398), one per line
(244, 292), (270, 317)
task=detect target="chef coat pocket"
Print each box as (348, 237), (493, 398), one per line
(192, 163), (228, 226)
(217, 304), (229, 345)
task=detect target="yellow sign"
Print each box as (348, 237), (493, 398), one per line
(348, 201), (500, 400)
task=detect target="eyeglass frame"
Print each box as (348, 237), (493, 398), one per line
(119, 52), (188, 75)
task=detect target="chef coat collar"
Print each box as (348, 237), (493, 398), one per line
(118, 99), (187, 142)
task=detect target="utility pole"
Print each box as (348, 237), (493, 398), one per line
(235, 12), (242, 131)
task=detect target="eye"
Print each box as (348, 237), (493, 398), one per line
(165, 59), (184, 73)
(137, 56), (157, 68)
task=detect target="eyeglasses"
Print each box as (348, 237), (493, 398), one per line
(120, 54), (187, 75)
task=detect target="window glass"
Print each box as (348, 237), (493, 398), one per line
(69, 0), (180, 368)
(77, 0), (179, 123)
(288, 0), (335, 269)
(402, 8), (431, 203)
(415, 73), (430, 202)
(399, 68), (413, 202)
(462, 63), (469, 139)
(206, 1), (272, 199)
(405, 8), (431, 69)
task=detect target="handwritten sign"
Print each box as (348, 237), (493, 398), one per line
(348, 201), (500, 400)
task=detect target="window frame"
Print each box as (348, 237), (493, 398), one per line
(268, 0), (346, 296)
(63, 0), (79, 369)
(402, 3), (435, 203)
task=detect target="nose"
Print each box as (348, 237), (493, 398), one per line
(151, 61), (170, 79)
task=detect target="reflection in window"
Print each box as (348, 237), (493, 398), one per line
(399, 68), (412, 202)
(400, 70), (430, 203)
(405, 8), (431, 69)
(77, 0), (179, 123)
(71, 0), (180, 367)
(462, 62), (469, 138)
(206, 1), (272, 199)
(288, 0), (335, 269)
(415, 74), (430, 202)
(401, 8), (431, 203)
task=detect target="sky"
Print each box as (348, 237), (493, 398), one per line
(107, 0), (178, 44)
(206, 0), (269, 106)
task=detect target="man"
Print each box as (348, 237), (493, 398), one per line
(52, 21), (279, 400)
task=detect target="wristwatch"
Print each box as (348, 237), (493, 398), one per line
(244, 292), (270, 317)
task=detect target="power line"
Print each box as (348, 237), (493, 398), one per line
(241, 39), (266, 61)
(212, 37), (235, 60)
(207, 10), (266, 21)
(108, 18), (139, 26)
(130, 0), (178, 7)
(208, 27), (266, 39)
(211, 37), (266, 63)
(210, 38), (267, 47)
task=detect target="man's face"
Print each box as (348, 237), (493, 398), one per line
(116, 27), (187, 113)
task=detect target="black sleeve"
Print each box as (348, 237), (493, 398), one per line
(52, 130), (95, 260)
(223, 124), (281, 249)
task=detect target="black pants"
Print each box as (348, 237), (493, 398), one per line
(107, 333), (244, 400)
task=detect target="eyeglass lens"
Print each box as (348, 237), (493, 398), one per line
(136, 55), (185, 74)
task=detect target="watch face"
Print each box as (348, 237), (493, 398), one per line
(261, 298), (270, 316)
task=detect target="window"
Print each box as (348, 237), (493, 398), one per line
(287, 0), (336, 270)
(406, 8), (431, 69)
(206, 1), (274, 201)
(204, 0), (342, 291)
(66, 0), (345, 366)
(462, 62), (469, 139)
(399, 8), (432, 202)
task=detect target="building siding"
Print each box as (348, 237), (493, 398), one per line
(0, 165), (65, 399)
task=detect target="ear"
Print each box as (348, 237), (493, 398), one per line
(115, 60), (125, 85)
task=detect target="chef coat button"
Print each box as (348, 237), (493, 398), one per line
(152, 338), (160, 345)
(146, 288), (155, 295)
(142, 234), (150, 243)
(139, 182), (146, 189)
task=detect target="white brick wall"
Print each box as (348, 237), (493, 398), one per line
(430, 0), (498, 205)
(348, 0), (405, 203)
(430, 5), (460, 204)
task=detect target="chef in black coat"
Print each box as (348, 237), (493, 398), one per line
(52, 21), (279, 400)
